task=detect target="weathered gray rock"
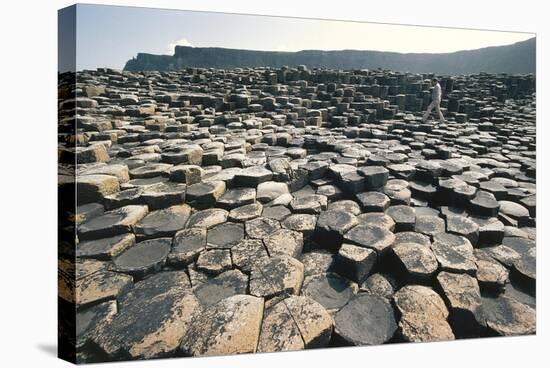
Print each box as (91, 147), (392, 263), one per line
(186, 181), (226, 209)
(393, 285), (454, 342)
(344, 225), (395, 253)
(179, 295), (264, 356)
(482, 296), (536, 336)
(301, 272), (357, 312)
(250, 256), (304, 298)
(206, 222), (245, 249)
(264, 228), (303, 258)
(76, 271), (133, 308)
(391, 242), (438, 282)
(315, 210), (358, 249)
(194, 269), (248, 306)
(168, 227), (206, 266)
(186, 208), (228, 228)
(92, 272), (199, 360)
(335, 243), (377, 283)
(258, 296), (333, 352)
(437, 272), (486, 337)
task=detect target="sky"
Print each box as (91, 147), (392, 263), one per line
(63, 4), (535, 71)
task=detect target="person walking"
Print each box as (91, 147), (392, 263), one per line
(422, 78), (446, 123)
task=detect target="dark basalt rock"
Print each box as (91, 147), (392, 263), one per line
(301, 272), (357, 312)
(134, 204), (191, 240)
(194, 269), (249, 306)
(168, 227), (206, 266)
(114, 237), (172, 278)
(482, 295), (536, 336)
(334, 294), (397, 346)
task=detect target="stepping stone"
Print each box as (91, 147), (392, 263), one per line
(258, 296), (333, 352)
(245, 216), (281, 239)
(415, 215), (446, 236)
(231, 239), (269, 272)
(290, 194), (328, 214)
(393, 231), (431, 246)
(357, 166), (389, 189)
(264, 229), (303, 258)
(81, 164), (130, 184)
(356, 212), (396, 231)
(438, 178), (476, 205)
(314, 210), (358, 249)
(206, 222), (245, 249)
(474, 249), (509, 290)
(328, 200), (362, 215)
(169, 164), (203, 185)
(114, 238), (172, 278)
(250, 256), (305, 299)
(93, 273), (200, 360)
(228, 202), (263, 222)
(104, 187), (144, 210)
(76, 144), (110, 164)
(140, 182), (186, 210)
(194, 269), (249, 307)
(129, 163), (172, 179)
(469, 190), (500, 217)
(344, 225), (395, 253)
(161, 145), (203, 165)
(76, 174), (120, 204)
(431, 233), (476, 275)
(386, 205), (415, 231)
(217, 188), (256, 210)
(482, 296), (536, 336)
(195, 249), (233, 275)
(256, 181), (289, 203)
(356, 191), (390, 212)
(168, 227), (206, 266)
(78, 205), (149, 240)
(384, 179), (412, 205)
(335, 243), (377, 283)
(186, 181), (226, 209)
(338, 171), (365, 194)
(135, 204), (190, 240)
(76, 271), (133, 308)
(360, 273), (398, 299)
(393, 285), (454, 342)
(437, 272), (486, 337)
(282, 214), (318, 238)
(498, 200), (530, 225)
(179, 295), (264, 357)
(77, 233), (135, 260)
(391, 242), (438, 281)
(301, 272), (357, 312)
(186, 208), (228, 228)
(334, 294), (397, 346)
(262, 205), (291, 221)
(233, 166), (273, 186)
(300, 251), (336, 277)
(446, 215), (479, 246)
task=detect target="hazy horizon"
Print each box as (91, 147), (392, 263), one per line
(60, 4), (535, 72)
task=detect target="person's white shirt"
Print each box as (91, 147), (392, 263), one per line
(432, 82), (442, 102)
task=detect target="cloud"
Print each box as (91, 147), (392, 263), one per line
(167, 38), (194, 53)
